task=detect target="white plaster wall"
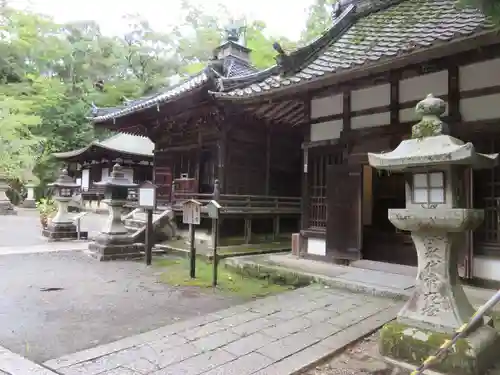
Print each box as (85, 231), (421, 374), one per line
(460, 58), (500, 91)
(101, 167), (109, 182)
(81, 168), (90, 191)
(310, 94), (343, 119)
(307, 237), (326, 256)
(473, 256), (500, 282)
(351, 112), (390, 129)
(460, 93), (500, 122)
(351, 84), (390, 111)
(399, 70), (448, 103)
(310, 120), (343, 142)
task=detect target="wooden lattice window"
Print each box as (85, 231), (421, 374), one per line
(307, 146), (343, 229)
(471, 137), (500, 257)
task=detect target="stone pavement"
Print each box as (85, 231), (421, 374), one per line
(43, 286), (402, 375)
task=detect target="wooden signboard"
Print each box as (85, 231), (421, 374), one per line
(182, 199), (201, 225)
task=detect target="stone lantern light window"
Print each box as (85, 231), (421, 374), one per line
(60, 187), (73, 198)
(412, 171), (445, 204)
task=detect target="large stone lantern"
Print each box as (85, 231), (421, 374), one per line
(43, 169), (80, 240)
(368, 94), (500, 374)
(87, 164), (142, 261)
(0, 173), (16, 215)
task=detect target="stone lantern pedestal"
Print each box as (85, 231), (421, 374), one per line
(43, 170), (80, 240)
(88, 164), (142, 261)
(22, 183), (37, 208)
(368, 94), (500, 375)
(0, 174), (16, 215)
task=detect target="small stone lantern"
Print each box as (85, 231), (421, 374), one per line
(0, 173), (16, 215)
(368, 94), (500, 374)
(22, 182), (37, 208)
(88, 164), (142, 261)
(43, 169), (80, 240)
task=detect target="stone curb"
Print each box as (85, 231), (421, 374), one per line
(223, 257), (412, 300)
(153, 244), (291, 261)
(0, 345), (60, 374)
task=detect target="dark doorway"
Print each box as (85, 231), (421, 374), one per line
(362, 167), (417, 266)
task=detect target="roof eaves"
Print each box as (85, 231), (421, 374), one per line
(91, 68), (212, 124)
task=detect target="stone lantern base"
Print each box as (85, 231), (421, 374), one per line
(0, 200), (17, 215)
(42, 222), (79, 240)
(87, 233), (143, 261)
(380, 320), (500, 375)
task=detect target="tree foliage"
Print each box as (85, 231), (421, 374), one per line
(0, 0), (294, 194)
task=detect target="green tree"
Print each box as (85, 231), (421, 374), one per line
(300, 0), (336, 43)
(0, 95), (42, 181)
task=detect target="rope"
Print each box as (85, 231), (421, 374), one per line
(410, 289), (500, 375)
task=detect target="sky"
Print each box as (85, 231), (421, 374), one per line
(9, 0), (315, 41)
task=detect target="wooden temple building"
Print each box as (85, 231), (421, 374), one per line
(53, 133), (154, 204)
(89, 30), (302, 244)
(213, 0), (500, 286)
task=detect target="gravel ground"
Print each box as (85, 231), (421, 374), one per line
(0, 251), (244, 363)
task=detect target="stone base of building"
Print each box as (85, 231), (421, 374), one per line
(0, 201), (17, 215)
(21, 199), (37, 208)
(87, 232), (143, 261)
(379, 320), (500, 375)
(42, 222), (80, 240)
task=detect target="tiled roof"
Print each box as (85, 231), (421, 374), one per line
(214, 0), (494, 100)
(52, 133), (154, 159)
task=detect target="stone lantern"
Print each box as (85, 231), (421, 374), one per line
(368, 94), (500, 374)
(0, 173), (16, 215)
(43, 169), (80, 240)
(87, 164), (142, 261)
(22, 182), (37, 208)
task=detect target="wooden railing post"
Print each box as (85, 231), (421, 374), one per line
(171, 182), (176, 204)
(213, 179), (220, 201)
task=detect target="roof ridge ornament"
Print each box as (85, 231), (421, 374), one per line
(332, 0), (356, 18)
(411, 94), (449, 139)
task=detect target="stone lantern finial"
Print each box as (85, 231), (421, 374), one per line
(412, 94), (449, 139)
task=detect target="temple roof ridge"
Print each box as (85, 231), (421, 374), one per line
(214, 0), (494, 102)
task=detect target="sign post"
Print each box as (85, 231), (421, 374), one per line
(206, 200), (221, 287)
(182, 199), (201, 278)
(138, 181), (157, 266)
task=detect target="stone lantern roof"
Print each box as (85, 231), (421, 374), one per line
(48, 169), (80, 189)
(368, 94), (499, 171)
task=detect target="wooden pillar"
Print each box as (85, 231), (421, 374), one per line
(390, 70), (400, 126)
(273, 216), (280, 240)
(218, 129), (227, 194)
(301, 99), (311, 231)
(265, 126), (271, 195)
(244, 217), (252, 244)
(447, 63), (461, 134)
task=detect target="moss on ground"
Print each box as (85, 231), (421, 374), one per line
(154, 257), (293, 299)
(380, 321), (477, 375)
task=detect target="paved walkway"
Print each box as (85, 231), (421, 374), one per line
(41, 286), (401, 375)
